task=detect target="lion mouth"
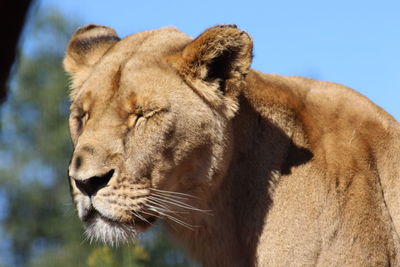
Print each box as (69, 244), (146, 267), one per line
(82, 205), (157, 231)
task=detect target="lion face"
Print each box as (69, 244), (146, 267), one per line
(64, 25), (252, 245)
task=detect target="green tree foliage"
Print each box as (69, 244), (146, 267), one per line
(0, 8), (197, 267)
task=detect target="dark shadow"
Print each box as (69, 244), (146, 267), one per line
(222, 94), (313, 265)
(282, 141), (313, 175)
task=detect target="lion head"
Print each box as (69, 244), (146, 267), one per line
(64, 24), (253, 245)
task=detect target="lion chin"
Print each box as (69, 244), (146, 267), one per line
(83, 209), (156, 246)
(84, 216), (137, 246)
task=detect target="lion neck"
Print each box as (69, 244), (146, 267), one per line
(164, 81), (305, 266)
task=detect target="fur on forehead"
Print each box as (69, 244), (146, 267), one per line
(64, 24), (253, 118)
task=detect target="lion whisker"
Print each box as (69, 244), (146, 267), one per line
(150, 188), (199, 199)
(152, 208), (196, 230)
(148, 196), (201, 212)
(146, 199), (188, 214)
(139, 209), (163, 220)
(149, 191), (190, 201)
(146, 199), (177, 213)
(131, 210), (150, 224)
(143, 201), (197, 230)
(149, 194), (212, 214)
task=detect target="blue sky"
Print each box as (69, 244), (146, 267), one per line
(40, 0), (399, 120)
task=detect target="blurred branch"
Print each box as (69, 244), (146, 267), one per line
(0, 0), (33, 103)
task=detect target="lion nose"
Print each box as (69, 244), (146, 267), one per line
(74, 169), (114, 197)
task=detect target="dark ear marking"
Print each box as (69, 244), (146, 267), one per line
(63, 24), (120, 97)
(179, 24), (253, 85)
(69, 35), (120, 57)
(205, 47), (239, 92)
(64, 24), (120, 68)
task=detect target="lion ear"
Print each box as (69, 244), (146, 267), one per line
(168, 25), (253, 117)
(172, 25), (253, 88)
(63, 24), (120, 97)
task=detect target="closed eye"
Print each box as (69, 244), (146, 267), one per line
(127, 114), (141, 128)
(81, 112), (89, 125)
(127, 107), (168, 129)
(69, 113), (83, 144)
(69, 106), (89, 144)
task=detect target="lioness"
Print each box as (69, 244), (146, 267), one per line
(64, 24), (400, 266)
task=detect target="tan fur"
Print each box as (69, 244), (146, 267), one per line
(64, 24), (400, 266)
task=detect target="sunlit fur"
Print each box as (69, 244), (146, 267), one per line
(84, 216), (137, 246)
(64, 24), (400, 266)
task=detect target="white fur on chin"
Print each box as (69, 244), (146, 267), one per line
(84, 216), (137, 246)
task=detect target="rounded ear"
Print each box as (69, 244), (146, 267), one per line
(168, 25), (253, 118)
(173, 24), (253, 85)
(63, 24), (120, 96)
